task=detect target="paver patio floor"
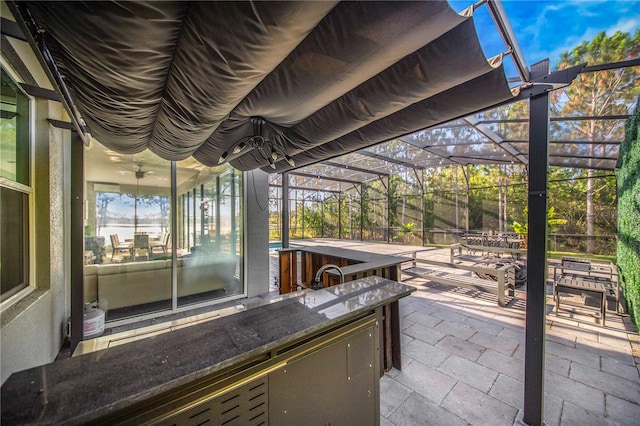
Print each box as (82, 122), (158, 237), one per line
(382, 274), (640, 426)
(269, 239), (640, 425)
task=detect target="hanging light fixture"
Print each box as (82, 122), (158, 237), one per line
(284, 154), (295, 167)
(233, 141), (247, 154)
(218, 117), (297, 169)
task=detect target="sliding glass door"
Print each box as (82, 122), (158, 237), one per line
(84, 141), (243, 324)
(176, 160), (243, 307)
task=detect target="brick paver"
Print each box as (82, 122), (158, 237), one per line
(380, 260), (640, 425)
(269, 241), (640, 426)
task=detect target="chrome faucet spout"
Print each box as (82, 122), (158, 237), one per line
(313, 264), (344, 289)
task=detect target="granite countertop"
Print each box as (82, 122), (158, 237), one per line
(294, 245), (409, 264)
(1, 277), (414, 425)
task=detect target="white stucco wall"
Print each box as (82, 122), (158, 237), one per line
(1, 4), (71, 383)
(0, 292), (58, 384)
(0, 92), (70, 385)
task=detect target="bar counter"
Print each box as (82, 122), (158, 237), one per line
(1, 276), (414, 425)
(278, 245), (408, 293)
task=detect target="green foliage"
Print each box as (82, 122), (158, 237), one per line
(547, 207), (569, 228)
(388, 175), (400, 227)
(399, 222), (415, 234)
(616, 97), (640, 329)
(302, 206), (323, 238)
(513, 220), (527, 238)
(512, 207), (568, 247)
(554, 29), (639, 254)
(396, 222), (417, 244)
(556, 30), (640, 118)
(419, 162), (530, 234)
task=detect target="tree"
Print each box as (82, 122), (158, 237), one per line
(513, 206), (567, 249)
(95, 192), (117, 235)
(555, 30), (640, 253)
(301, 199), (323, 238)
(387, 174), (400, 229)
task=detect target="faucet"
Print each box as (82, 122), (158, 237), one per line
(313, 264), (344, 290)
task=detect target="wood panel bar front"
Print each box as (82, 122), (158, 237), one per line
(278, 245), (407, 295)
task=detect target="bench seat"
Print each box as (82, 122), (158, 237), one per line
(403, 258), (515, 307)
(553, 256), (620, 313)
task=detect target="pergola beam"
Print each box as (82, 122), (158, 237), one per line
(400, 137), (482, 147)
(551, 140), (621, 145)
(9, 2), (90, 145)
(321, 160), (389, 177)
(398, 136), (466, 166)
(449, 156), (515, 164)
(550, 115), (631, 122)
(0, 16), (27, 41)
(357, 150), (425, 170)
(289, 171), (362, 186)
(269, 184), (341, 194)
(503, 139), (622, 145)
(549, 163), (616, 171)
(20, 83), (60, 101)
(478, 114), (631, 124)
(462, 116), (528, 165)
(552, 154), (618, 161)
(581, 58), (640, 73)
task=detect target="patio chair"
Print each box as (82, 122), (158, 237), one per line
(110, 234), (133, 261)
(133, 234), (150, 260)
(150, 232), (169, 254)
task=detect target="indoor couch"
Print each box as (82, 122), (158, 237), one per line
(83, 255), (237, 311)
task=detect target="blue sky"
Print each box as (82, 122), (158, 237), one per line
(449, 0), (640, 76)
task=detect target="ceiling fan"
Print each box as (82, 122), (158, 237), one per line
(117, 163), (154, 179)
(218, 117), (295, 169)
(134, 163), (151, 179)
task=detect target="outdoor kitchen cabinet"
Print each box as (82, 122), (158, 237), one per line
(1, 277), (413, 425)
(152, 317), (378, 426)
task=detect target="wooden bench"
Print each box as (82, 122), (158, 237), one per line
(325, 258), (403, 285)
(461, 233), (522, 249)
(557, 257), (614, 277)
(395, 248), (434, 269)
(555, 275), (607, 326)
(450, 243), (526, 262)
(403, 258), (516, 306)
(553, 256), (619, 314)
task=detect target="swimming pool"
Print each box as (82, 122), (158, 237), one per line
(269, 242), (299, 251)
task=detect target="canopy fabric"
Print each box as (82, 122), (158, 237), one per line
(20, 1), (516, 172)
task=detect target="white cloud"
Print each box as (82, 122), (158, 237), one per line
(607, 16), (640, 34)
(515, 1), (640, 65)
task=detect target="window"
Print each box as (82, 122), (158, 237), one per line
(176, 163), (243, 307)
(0, 67), (31, 302)
(84, 140), (243, 323)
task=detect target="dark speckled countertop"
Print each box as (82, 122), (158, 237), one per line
(293, 245), (409, 264)
(1, 276), (414, 425)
